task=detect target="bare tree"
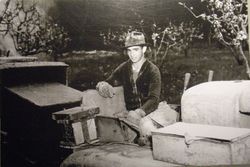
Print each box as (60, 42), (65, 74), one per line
(151, 22), (203, 67)
(0, 0), (70, 60)
(179, 0), (250, 78)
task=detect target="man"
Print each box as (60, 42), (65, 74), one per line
(96, 31), (164, 144)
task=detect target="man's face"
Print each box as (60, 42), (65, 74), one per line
(127, 46), (145, 63)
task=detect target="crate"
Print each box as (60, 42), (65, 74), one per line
(52, 106), (100, 147)
(152, 122), (250, 166)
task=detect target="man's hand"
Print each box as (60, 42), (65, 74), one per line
(127, 109), (146, 125)
(96, 81), (115, 98)
(134, 108), (146, 117)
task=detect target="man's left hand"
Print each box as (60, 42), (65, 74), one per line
(134, 108), (146, 117)
(127, 109), (146, 125)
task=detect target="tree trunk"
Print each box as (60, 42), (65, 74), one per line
(208, 36), (211, 47)
(229, 44), (250, 79)
(51, 51), (58, 61)
(229, 45), (244, 65)
(159, 46), (170, 68)
(184, 45), (190, 57)
(237, 45), (250, 79)
(153, 48), (157, 63)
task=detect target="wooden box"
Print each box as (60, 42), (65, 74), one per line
(52, 106), (100, 147)
(152, 122), (250, 166)
(95, 116), (137, 143)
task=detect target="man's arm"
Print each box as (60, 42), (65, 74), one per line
(96, 62), (126, 98)
(105, 62), (126, 86)
(140, 66), (161, 115)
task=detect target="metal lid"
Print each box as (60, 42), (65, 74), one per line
(152, 122), (250, 142)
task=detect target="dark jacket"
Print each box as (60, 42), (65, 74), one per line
(106, 59), (161, 115)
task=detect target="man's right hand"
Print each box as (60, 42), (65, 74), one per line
(96, 81), (115, 98)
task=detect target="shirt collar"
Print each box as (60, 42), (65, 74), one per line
(128, 59), (149, 79)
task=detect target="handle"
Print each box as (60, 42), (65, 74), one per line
(183, 73), (191, 92)
(208, 70), (214, 82)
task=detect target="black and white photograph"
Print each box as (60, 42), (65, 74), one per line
(0, 0), (250, 166)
